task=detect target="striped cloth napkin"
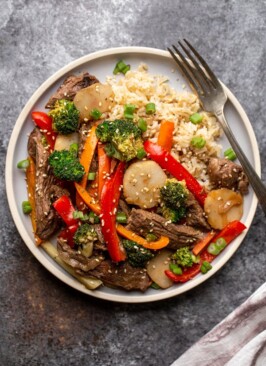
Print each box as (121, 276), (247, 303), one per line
(171, 283), (266, 366)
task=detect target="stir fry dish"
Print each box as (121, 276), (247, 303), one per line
(18, 62), (248, 292)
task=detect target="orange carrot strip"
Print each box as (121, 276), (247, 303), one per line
(75, 183), (101, 215)
(26, 157), (42, 245)
(98, 144), (111, 198)
(79, 125), (98, 188)
(76, 125), (98, 210)
(157, 120), (175, 152)
(192, 231), (216, 256)
(116, 225), (169, 250)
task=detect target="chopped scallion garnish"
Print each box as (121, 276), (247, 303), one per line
(189, 113), (203, 124)
(113, 60), (131, 75)
(124, 104), (136, 119)
(136, 148), (146, 159)
(22, 201), (32, 214)
(224, 147), (237, 161)
(88, 172), (96, 180)
(116, 212), (127, 224)
(145, 102), (156, 115)
(138, 118), (147, 132)
(200, 261), (212, 274)
(17, 159), (29, 169)
(191, 136), (206, 148)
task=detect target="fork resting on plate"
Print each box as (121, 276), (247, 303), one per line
(168, 40), (266, 216)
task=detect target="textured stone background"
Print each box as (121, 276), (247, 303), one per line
(1, 1), (266, 365)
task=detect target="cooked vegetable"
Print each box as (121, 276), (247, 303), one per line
(32, 111), (57, 150)
(192, 231), (216, 256)
(169, 263), (183, 275)
(96, 119), (144, 162)
(189, 113), (203, 124)
(165, 263), (201, 283)
(49, 150), (85, 182)
(100, 162), (127, 262)
(116, 212), (127, 224)
(48, 99), (80, 135)
(54, 132), (79, 151)
(22, 201), (32, 214)
(113, 60), (130, 75)
(124, 104), (136, 119)
(145, 102), (156, 114)
(17, 159), (29, 169)
(157, 120), (174, 152)
(146, 249), (174, 289)
(204, 188), (243, 230)
(171, 246), (194, 268)
(74, 183), (101, 214)
(74, 223), (98, 257)
(123, 160), (167, 209)
(144, 141), (207, 206)
(98, 143), (111, 198)
(200, 261), (212, 274)
(90, 108), (102, 120)
(73, 83), (114, 121)
(53, 195), (79, 227)
(224, 147), (237, 161)
(191, 136), (206, 148)
(116, 225), (170, 250)
(123, 240), (154, 267)
(160, 178), (188, 222)
(58, 224), (79, 248)
(138, 118), (147, 132)
(41, 242), (102, 290)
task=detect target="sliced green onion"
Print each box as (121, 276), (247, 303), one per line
(138, 118), (147, 132)
(136, 148), (147, 159)
(88, 172), (96, 180)
(169, 263), (183, 275)
(124, 104), (136, 119)
(88, 211), (100, 224)
(207, 243), (220, 255)
(215, 237), (227, 251)
(150, 282), (161, 289)
(90, 108), (102, 120)
(22, 201), (32, 214)
(116, 212), (127, 224)
(145, 102), (156, 115)
(73, 211), (84, 219)
(113, 60), (130, 75)
(191, 136), (206, 148)
(224, 147), (237, 161)
(192, 254), (200, 263)
(189, 113), (203, 124)
(146, 233), (158, 242)
(200, 261), (212, 274)
(17, 159), (29, 169)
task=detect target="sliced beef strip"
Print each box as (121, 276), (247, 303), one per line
(127, 209), (203, 250)
(57, 238), (104, 272)
(208, 157), (249, 195)
(27, 128), (68, 239)
(45, 72), (99, 108)
(185, 192), (211, 231)
(118, 199), (131, 217)
(87, 260), (151, 292)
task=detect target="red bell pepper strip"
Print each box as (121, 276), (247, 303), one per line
(53, 195), (79, 227)
(165, 220), (246, 283)
(100, 162), (126, 262)
(144, 141), (207, 206)
(58, 224), (79, 248)
(31, 111), (57, 150)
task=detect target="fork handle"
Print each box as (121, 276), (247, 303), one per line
(216, 109), (266, 216)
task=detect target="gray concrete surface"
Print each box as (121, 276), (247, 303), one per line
(1, 1), (265, 365)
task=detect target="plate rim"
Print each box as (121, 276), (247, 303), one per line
(5, 46), (260, 303)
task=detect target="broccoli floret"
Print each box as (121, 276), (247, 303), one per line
(48, 99), (80, 134)
(73, 223), (98, 257)
(74, 223), (98, 246)
(49, 150), (85, 181)
(160, 178), (188, 222)
(123, 240), (154, 267)
(171, 246), (194, 268)
(96, 119), (144, 162)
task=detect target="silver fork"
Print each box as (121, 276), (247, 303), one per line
(168, 39), (266, 216)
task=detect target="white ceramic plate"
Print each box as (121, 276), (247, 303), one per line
(6, 47), (260, 303)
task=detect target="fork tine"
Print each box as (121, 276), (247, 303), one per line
(183, 39), (220, 88)
(178, 40), (214, 90)
(169, 46), (203, 95)
(167, 47), (202, 96)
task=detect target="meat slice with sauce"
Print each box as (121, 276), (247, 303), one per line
(208, 157), (249, 194)
(88, 260), (152, 292)
(45, 72), (99, 108)
(127, 208), (204, 250)
(27, 127), (68, 239)
(185, 192), (211, 231)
